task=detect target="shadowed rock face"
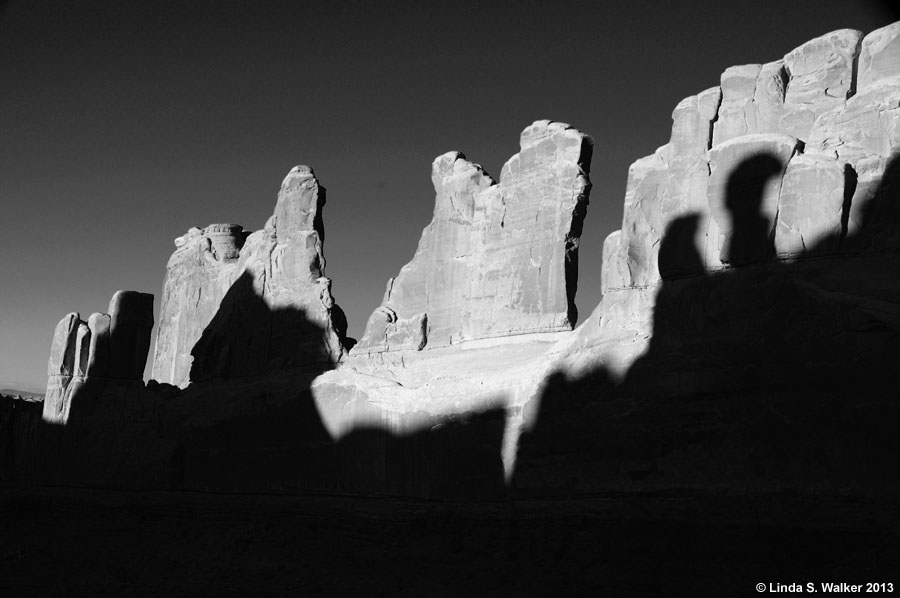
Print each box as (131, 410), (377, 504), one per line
(353, 120), (593, 354)
(21, 23), (900, 505)
(43, 291), (153, 424)
(151, 166), (349, 388)
(582, 24), (900, 423)
(149, 224), (248, 386)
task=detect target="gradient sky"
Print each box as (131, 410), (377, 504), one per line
(1, 0), (896, 392)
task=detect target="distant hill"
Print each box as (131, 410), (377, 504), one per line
(0, 383), (44, 399)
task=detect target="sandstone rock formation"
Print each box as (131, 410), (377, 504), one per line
(17, 23), (900, 505)
(711, 29), (862, 147)
(508, 25), (900, 499)
(353, 120), (592, 354)
(561, 23), (900, 412)
(150, 224), (247, 387)
(320, 22), (900, 493)
(151, 166), (349, 388)
(858, 20), (900, 90)
(604, 22), (900, 296)
(43, 291), (153, 424)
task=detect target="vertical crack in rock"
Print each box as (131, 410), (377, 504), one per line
(713, 64), (763, 146)
(777, 63), (790, 102)
(565, 154), (591, 325)
(849, 35), (863, 99)
(708, 88), (723, 151)
(745, 71), (760, 134)
(840, 163), (858, 243)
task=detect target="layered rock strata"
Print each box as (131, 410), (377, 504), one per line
(151, 166), (349, 388)
(43, 291), (153, 424)
(353, 120), (592, 354)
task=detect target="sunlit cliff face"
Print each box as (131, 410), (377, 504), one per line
(28, 22), (900, 498)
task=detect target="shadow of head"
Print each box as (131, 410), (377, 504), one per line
(724, 152), (783, 265)
(190, 270), (335, 383)
(658, 213), (705, 280)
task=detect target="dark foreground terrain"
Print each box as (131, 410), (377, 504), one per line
(2, 486), (897, 596)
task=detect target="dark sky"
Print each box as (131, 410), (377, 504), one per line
(1, 0), (896, 391)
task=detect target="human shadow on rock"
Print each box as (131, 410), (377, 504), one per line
(516, 151), (900, 498)
(722, 153), (783, 266)
(512, 151), (900, 580)
(842, 152), (900, 254)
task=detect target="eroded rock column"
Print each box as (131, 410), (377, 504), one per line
(354, 120), (593, 354)
(151, 166), (349, 387)
(42, 291), (153, 424)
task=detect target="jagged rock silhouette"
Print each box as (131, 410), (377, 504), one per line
(3, 21), (898, 508)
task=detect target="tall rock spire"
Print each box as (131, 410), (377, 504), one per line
(151, 166), (349, 387)
(353, 120), (593, 354)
